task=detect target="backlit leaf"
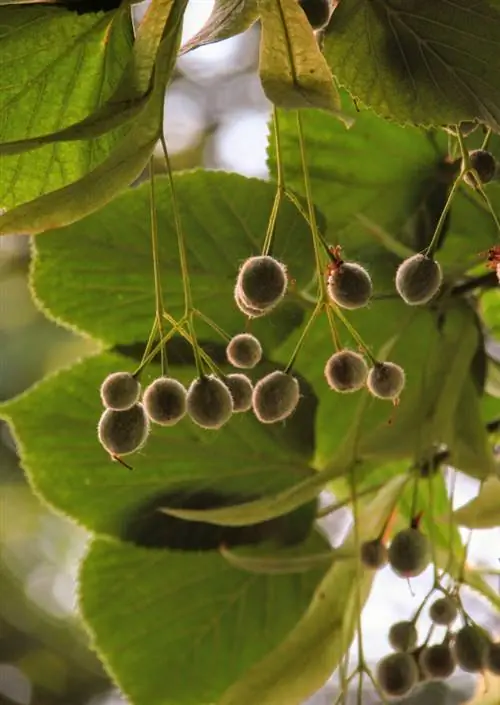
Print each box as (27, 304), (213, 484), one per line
(180, 0), (258, 54)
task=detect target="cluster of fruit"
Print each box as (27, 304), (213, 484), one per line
(360, 526), (500, 697)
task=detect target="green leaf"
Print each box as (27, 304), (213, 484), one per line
(323, 0), (500, 131)
(0, 4), (133, 210)
(219, 543), (354, 574)
(257, 0), (349, 118)
(30, 172), (318, 348)
(0, 0), (186, 236)
(218, 474), (407, 705)
(180, 0), (259, 54)
(79, 531), (329, 705)
(0, 352), (318, 539)
(453, 476), (500, 528)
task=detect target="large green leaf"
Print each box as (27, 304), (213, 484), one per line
(323, 0), (500, 131)
(218, 474), (407, 705)
(0, 352), (319, 540)
(180, 0), (259, 54)
(30, 171), (318, 348)
(79, 530), (330, 705)
(0, 0), (186, 236)
(0, 4), (133, 210)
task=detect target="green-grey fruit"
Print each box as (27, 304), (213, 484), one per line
(453, 625), (489, 673)
(100, 371), (141, 411)
(226, 333), (263, 369)
(419, 643), (456, 680)
(224, 373), (253, 413)
(327, 262), (372, 310)
(143, 377), (187, 426)
(252, 370), (300, 424)
(388, 528), (430, 578)
(186, 375), (233, 430)
(360, 539), (388, 570)
(98, 403), (149, 456)
(237, 255), (287, 310)
(324, 349), (368, 393)
(367, 361), (406, 400)
(298, 0), (331, 29)
(389, 621), (418, 652)
(429, 596), (458, 627)
(463, 149), (497, 187)
(395, 254), (443, 306)
(376, 652), (419, 698)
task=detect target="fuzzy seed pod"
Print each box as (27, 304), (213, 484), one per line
(367, 361), (406, 400)
(298, 0), (331, 29)
(324, 349), (368, 393)
(453, 625), (489, 673)
(360, 539), (388, 570)
(226, 333), (263, 369)
(236, 255), (287, 310)
(463, 149), (497, 187)
(388, 528), (430, 578)
(389, 621), (418, 653)
(98, 403), (149, 456)
(143, 377), (187, 426)
(327, 262), (373, 310)
(395, 254), (443, 306)
(100, 371), (141, 411)
(429, 596), (458, 627)
(252, 370), (300, 424)
(224, 373), (253, 413)
(419, 643), (456, 680)
(376, 652), (419, 698)
(234, 286), (268, 318)
(186, 375), (234, 430)
(487, 641), (500, 675)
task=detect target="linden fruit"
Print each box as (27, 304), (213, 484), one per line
(395, 254), (443, 306)
(419, 643), (456, 680)
(376, 652), (418, 698)
(98, 403), (149, 456)
(360, 539), (388, 570)
(324, 349), (368, 393)
(143, 377), (187, 426)
(453, 625), (489, 673)
(237, 255), (287, 310)
(186, 375), (233, 430)
(388, 528), (430, 579)
(100, 371), (141, 411)
(367, 361), (406, 400)
(224, 373), (253, 413)
(327, 262), (373, 310)
(463, 149), (497, 187)
(252, 370), (300, 424)
(429, 596), (458, 627)
(226, 333), (263, 369)
(389, 621), (418, 653)
(487, 641), (500, 675)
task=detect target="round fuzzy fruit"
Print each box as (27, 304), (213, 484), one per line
(487, 641), (500, 675)
(367, 361), (406, 400)
(226, 333), (263, 369)
(327, 262), (373, 310)
(324, 349), (368, 393)
(100, 371), (141, 411)
(234, 285), (268, 318)
(376, 652), (419, 698)
(98, 403), (149, 456)
(237, 255), (287, 310)
(298, 0), (331, 29)
(389, 621), (418, 653)
(429, 596), (458, 627)
(186, 375), (234, 430)
(463, 149), (497, 187)
(360, 539), (388, 570)
(453, 625), (489, 673)
(388, 528), (430, 578)
(143, 377), (187, 426)
(224, 373), (253, 413)
(252, 370), (300, 424)
(419, 643), (456, 680)
(395, 254), (443, 306)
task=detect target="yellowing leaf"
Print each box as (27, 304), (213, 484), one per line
(453, 476), (500, 529)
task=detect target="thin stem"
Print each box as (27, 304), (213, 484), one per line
(316, 479), (390, 519)
(481, 127), (492, 151)
(194, 308), (232, 343)
(424, 167), (463, 258)
(427, 473), (440, 585)
(331, 304), (377, 364)
(325, 304), (342, 351)
(149, 160), (167, 376)
(349, 464), (365, 705)
(139, 317), (159, 370)
(262, 107), (285, 256)
(284, 301), (322, 373)
(133, 317), (186, 376)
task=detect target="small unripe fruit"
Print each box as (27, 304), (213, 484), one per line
(186, 375), (233, 430)
(143, 377), (187, 426)
(395, 254), (443, 306)
(463, 149), (497, 187)
(298, 0), (331, 29)
(100, 372), (141, 410)
(360, 539), (388, 570)
(389, 621), (418, 652)
(327, 262), (372, 310)
(429, 596), (458, 626)
(324, 350), (368, 393)
(226, 333), (263, 369)
(234, 286), (268, 318)
(237, 255), (287, 310)
(486, 641), (500, 675)
(376, 652), (418, 698)
(419, 643), (456, 680)
(367, 361), (405, 400)
(453, 625), (489, 673)
(98, 403), (149, 456)
(252, 370), (300, 424)
(388, 528), (430, 578)
(224, 373), (253, 412)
